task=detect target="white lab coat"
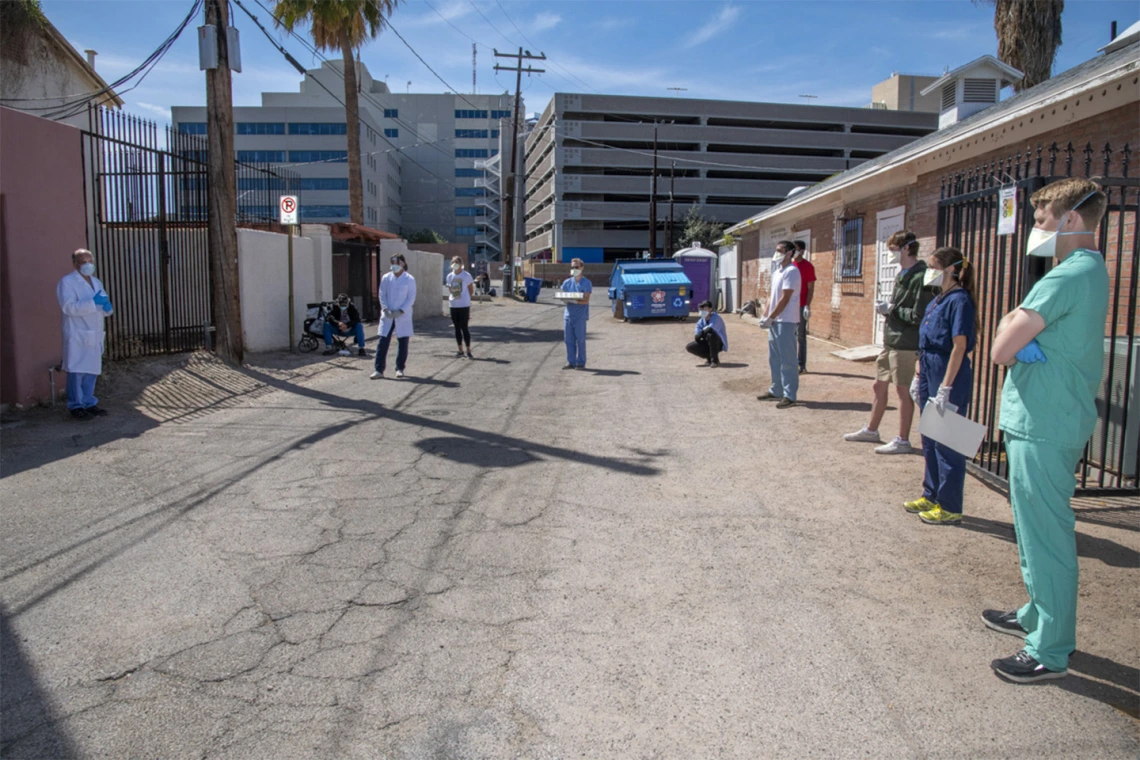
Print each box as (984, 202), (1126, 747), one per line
(378, 271), (416, 338)
(57, 269), (112, 375)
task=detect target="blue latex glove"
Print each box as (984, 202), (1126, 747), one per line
(92, 292), (109, 307)
(1015, 339), (1047, 364)
(102, 301), (113, 313)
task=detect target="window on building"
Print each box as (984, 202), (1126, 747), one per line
(288, 151), (348, 163)
(455, 168), (485, 177)
(838, 218), (864, 279)
(490, 149), (499, 156)
(289, 123), (348, 135)
(384, 128), (399, 138)
(490, 110), (511, 119)
(236, 122), (285, 135)
(455, 187), (486, 197)
(237, 177), (287, 191)
(178, 122), (207, 134)
(300, 205), (351, 221)
(454, 226), (479, 236)
(384, 108), (398, 118)
(455, 129), (489, 139)
(455, 149), (489, 158)
(455, 207), (486, 216)
(297, 177), (350, 191)
(237, 150), (286, 163)
(491, 130), (500, 138)
(455, 109), (489, 119)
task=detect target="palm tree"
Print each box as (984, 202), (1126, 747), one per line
(273, 0), (401, 225)
(976, 0), (1064, 91)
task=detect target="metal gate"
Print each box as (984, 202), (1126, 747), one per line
(937, 142), (1138, 495)
(81, 107), (300, 359)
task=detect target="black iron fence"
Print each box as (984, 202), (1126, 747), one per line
(82, 106), (299, 359)
(937, 141), (1138, 495)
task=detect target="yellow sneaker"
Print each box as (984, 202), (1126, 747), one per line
(904, 496), (937, 514)
(919, 505), (963, 525)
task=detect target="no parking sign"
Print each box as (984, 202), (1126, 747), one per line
(279, 195), (299, 225)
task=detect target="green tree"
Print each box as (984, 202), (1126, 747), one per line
(975, 0), (1063, 91)
(272, 0), (401, 224)
(679, 204), (727, 250)
(405, 228), (448, 244)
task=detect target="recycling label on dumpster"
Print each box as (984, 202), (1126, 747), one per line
(672, 296), (684, 308)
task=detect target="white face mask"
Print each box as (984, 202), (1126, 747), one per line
(451, 263), (462, 272)
(699, 310), (710, 319)
(772, 251), (786, 264)
(923, 267), (945, 289)
(570, 268), (582, 277)
(887, 248), (902, 265)
(1025, 227), (1088, 258)
(79, 262), (95, 276)
(390, 264), (403, 273)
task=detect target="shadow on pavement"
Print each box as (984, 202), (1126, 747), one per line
(1063, 650), (1140, 717)
(583, 368), (641, 377)
(959, 515), (1139, 568)
(804, 371), (873, 380)
(415, 436), (539, 468)
(0, 605), (79, 758)
(711, 362), (749, 369)
(798, 400), (874, 412)
(393, 376), (461, 388)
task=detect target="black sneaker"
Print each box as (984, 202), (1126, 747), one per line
(991, 649), (1067, 683)
(456, 350), (466, 358)
(562, 363), (575, 370)
(85, 406), (108, 416)
(70, 408), (93, 421)
(757, 392), (782, 401)
(357, 348), (367, 357)
(466, 351), (474, 359)
(776, 398), (798, 409)
(982, 609), (1027, 639)
(322, 347), (338, 356)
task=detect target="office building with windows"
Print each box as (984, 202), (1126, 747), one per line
(524, 93), (939, 263)
(172, 61), (519, 258)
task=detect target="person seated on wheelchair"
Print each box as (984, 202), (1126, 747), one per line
(686, 299), (728, 367)
(323, 293), (368, 356)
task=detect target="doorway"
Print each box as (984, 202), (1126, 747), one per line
(873, 206), (906, 346)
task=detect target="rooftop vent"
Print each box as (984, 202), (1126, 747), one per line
(921, 55), (1023, 129)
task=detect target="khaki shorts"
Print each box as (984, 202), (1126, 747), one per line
(876, 348), (918, 386)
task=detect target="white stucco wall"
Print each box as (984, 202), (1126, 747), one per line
(379, 240), (445, 319)
(238, 228), (332, 352)
(301, 224), (333, 302)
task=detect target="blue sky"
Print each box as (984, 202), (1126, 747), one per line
(42, 0), (1136, 124)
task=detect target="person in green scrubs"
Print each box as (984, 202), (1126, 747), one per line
(985, 178), (1109, 684)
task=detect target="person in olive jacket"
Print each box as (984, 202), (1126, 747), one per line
(843, 231), (936, 454)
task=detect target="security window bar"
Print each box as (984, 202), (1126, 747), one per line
(840, 218), (863, 279)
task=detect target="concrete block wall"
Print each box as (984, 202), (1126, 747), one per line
(238, 228), (325, 352)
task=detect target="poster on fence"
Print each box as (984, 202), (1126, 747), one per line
(998, 186), (1017, 236)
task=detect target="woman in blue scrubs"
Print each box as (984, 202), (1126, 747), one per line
(904, 246), (977, 525)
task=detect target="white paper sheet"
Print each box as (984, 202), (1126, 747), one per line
(919, 401), (987, 458)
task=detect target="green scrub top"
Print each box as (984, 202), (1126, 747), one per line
(999, 248), (1109, 448)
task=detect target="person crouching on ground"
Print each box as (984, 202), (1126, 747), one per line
(757, 240), (801, 408)
(323, 293), (368, 357)
(905, 246), (977, 525)
(371, 254), (416, 380)
(57, 248), (113, 421)
(446, 256), (475, 359)
(687, 300), (728, 367)
(561, 258), (592, 370)
(844, 230), (934, 454)
(984, 178), (1109, 684)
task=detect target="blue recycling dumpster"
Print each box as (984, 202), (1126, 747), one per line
(523, 277), (541, 303)
(607, 259), (693, 321)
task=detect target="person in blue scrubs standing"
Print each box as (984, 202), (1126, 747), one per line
(905, 246), (976, 526)
(561, 257), (592, 370)
(985, 179), (1110, 684)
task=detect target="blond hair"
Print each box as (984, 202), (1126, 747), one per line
(1030, 178), (1107, 230)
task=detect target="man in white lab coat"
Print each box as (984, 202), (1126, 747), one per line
(57, 248), (113, 420)
(371, 253), (417, 379)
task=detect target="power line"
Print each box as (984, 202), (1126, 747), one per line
(385, 21), (484, 111)
(467, 0), (515, 46)
(492, 0), (597, 94)
(422, 0), (479, 44)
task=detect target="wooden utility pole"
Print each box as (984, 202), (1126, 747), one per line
(205, 0), (243, 364)
(648, 122), (658, 257)
(668, 160), (676, 255)
(494, 48), (544, 276)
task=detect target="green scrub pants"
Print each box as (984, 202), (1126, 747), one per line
(1005, 434), (1082, 671)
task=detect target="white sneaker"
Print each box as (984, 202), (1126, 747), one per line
(843, 428), (882, 443)
(370, 371), (383, 380)
(395, 370), (405, 379)
(875, 437), (913, 455)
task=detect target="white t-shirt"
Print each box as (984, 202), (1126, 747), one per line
(446, 270), (474, 308)
(769, 262), (802, 323)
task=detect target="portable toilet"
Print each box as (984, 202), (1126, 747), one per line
(672, 242), (718, 312)
(607, 259), (693, 321)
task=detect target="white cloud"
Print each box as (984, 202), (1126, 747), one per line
(400, 0), (473, 28)
(530, 11), (562, 33)
(134, 102), (171, 120)
(593, 17), (633, 32)
(683, 5), (741, 49)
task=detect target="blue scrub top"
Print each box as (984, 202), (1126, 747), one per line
(561, 277), (593, 320)
(695, 312), (728, 352)
(919, 287), (976, 356)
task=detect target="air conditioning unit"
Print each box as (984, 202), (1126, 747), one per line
(1088, 337), (1139, 479)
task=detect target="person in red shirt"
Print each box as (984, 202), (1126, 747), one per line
(793, 241), (817, 373)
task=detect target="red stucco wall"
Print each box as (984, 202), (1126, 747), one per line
(0, 107), (87, 407)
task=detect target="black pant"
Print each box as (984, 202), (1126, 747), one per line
(450, 306), (471, 347)
(686, 330), (723, 363)
(375, 322), (408, 373)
